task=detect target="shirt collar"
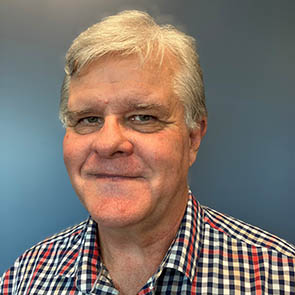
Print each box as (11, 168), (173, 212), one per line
(158, 193), (204, 283)
(55, 193), (204, 290)
(54, 217), (102, 293)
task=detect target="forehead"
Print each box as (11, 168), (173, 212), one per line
(73, 54), (176, 86)
(68, 55), (179, 110)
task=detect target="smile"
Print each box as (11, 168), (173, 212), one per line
(89, 174), (142, 181)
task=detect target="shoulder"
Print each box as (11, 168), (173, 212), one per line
(201, 205), (295, 258)
(0, 219), (89, 293)
(19, 218), (88, 259)
(31, 219), (88, 249)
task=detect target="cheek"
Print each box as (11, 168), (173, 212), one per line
(140, 135), (170, 161)
(143, 133), (188, 169)
(63, 133), (74, 165)
(63, 132), (89, 170)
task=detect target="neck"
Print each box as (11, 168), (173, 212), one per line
(96, 193), (188, 293)
(99, 210), (184, 263)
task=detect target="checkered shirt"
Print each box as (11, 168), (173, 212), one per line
(1, 194), (295, 294)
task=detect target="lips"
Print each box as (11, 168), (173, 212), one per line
(90, 173), (141, 179)
(84, 171), (144, 181)
(81, 161), (145, 180)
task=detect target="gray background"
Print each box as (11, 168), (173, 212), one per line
(1, 0), (294, 274)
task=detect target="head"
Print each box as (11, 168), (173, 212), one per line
(60, 10), (207, 130)
(61, 10), (207, 230)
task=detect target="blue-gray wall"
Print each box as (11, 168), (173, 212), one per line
(1, 0), (294, 274)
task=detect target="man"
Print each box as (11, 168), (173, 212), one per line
(1, 10), (294, 295)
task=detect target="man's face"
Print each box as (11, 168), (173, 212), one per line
(63, 55), (204, 230)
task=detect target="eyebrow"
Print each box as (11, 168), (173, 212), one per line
(64, 109), (95, 123)
(125, 102), (169, 114)
(65, 101), (170, 120)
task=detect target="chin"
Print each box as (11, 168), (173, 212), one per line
(90, 206), (150, 229)
(80, 188), (154, 229)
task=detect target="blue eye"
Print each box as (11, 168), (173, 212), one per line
(71, 116), (104, 135)
(130, 115), (156, 123)
(80, 116), (102, 124)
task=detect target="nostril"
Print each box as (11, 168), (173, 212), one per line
(113, 150), (125, 155)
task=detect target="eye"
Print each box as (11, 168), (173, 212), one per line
(72, 116), (104, 135)
(126, 114), (169, 133)
(78, 116), (99, 124)
(79, 116), (102, 124)
(129, 114), (157, 123)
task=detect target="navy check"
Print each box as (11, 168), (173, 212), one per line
(1, 193), (295, 294)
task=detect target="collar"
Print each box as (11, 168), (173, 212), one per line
(155, 194), (204, 284)
(54, 193), (204, 291)
(54, 217), (103, 293)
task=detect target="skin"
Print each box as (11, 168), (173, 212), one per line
(63, 54), (206, 293)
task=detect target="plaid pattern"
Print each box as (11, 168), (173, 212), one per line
(1, 193), (295, 294)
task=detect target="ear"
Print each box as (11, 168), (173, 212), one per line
(189, 117), (207, 166)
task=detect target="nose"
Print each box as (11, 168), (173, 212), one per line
(91, 116), (134, 158)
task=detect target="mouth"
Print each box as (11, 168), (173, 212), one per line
(88, 173), (143, 181)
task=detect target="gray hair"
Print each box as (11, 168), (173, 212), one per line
(60, 10), (207, 128)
